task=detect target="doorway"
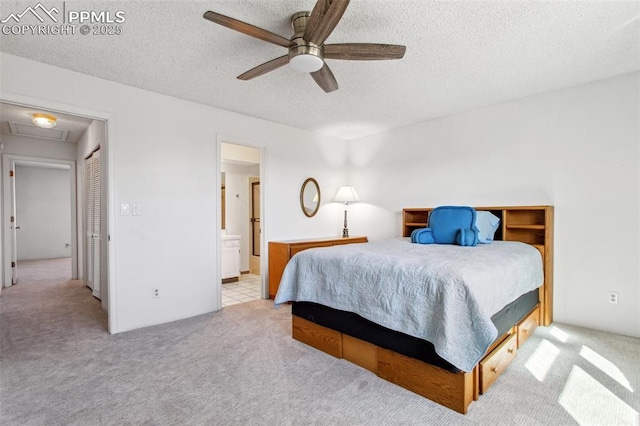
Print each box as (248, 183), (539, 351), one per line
(2, 155), (77, 287)
(0, 98), (114, 331)
(15, 162), (74, 282)
(219, 141), (264, 308)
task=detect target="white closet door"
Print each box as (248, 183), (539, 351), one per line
(91, 150), (101, 299)
(10, 163), (18, 284)
(85, 158), (94, 291)
(85, 150), (101, 298)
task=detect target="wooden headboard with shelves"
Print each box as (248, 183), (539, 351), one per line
(402, 206), (554, 326)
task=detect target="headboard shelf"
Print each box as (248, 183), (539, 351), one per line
(504, 209), (546, 227)
(402, 206), (554, 326)
(405, 222), (428, 227)
(506, 224), (545, 230)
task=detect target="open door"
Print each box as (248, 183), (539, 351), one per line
(85, 149), (101, 298)
(249, 178), (260, 275)
(9, 163), (18, 285)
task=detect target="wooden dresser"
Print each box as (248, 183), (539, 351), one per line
(268, 236), (368, 298)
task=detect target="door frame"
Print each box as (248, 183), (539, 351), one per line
(2, 155), (77, 284)
(0, 92), (117, 333)
(216, 134), (267, 309)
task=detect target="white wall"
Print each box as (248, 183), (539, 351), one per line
(1, 53), (348, 333)
(15, 165), (71, 260)
(221, 143), (260, 164)
(0, 134), (77, 161)
(348, 72), (640, 338)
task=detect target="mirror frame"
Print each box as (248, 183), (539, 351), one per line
(300, 177), (321, 218)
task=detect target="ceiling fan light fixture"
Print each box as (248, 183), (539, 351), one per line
(32, 113), (57, 128)
(289, 53), (324, 73)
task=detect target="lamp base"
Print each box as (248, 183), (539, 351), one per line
(342, 208), (349, 238)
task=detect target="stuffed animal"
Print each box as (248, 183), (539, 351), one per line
(411, 206), (479, 247)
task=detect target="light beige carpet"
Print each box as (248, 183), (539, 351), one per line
(1, 260), (639, 425)
(15, 257), (72, 283)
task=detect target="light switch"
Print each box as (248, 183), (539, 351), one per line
(133, 203), (141, 216)
(120, 203), (130, 215)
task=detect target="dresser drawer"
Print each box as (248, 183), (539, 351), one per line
(517, 306), (540, 348)
(480, 333), (517, 394)
(332, 236), (368, 246)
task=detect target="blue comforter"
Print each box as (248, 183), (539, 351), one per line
(274, 238), (543, 372)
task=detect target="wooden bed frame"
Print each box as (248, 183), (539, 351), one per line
(290, 206), (554, 414)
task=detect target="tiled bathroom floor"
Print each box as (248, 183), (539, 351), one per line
(222, 274), (262, 307)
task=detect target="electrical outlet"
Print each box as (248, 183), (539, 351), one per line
(608, 292), (618, 304)
(153, 288), (160, 299)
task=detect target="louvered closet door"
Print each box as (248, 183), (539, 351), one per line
(85, 150), (101, 298)
(86, 158), (94, 291)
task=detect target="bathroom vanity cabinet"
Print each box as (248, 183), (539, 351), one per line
(222, 234), (241, 283)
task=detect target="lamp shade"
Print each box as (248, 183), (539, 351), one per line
(334, 185), (360, 203)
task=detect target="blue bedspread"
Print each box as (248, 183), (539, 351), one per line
(274, 238), (543, 372)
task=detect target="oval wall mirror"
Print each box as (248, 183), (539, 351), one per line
(300, 178), (321, 218)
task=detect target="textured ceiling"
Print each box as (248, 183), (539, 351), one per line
(0, 1), (638, 140)
(0, 102), (94, 144)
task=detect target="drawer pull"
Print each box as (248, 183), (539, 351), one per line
(491, 367), (497, 373)
(507, 348), (514, 354)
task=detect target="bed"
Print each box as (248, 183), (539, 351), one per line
(274, 206), (554, 413)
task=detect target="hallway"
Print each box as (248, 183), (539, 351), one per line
(0, 257), (107, 333)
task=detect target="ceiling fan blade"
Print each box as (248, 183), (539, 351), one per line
(304, 0), (350, 46)
(237, 55), (289, 80)
(203, 11), (292, 48)
(310, 63), (339, 93)
(324, 43), (406, 60)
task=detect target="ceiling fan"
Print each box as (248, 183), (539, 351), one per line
(203, 0), (406, 93)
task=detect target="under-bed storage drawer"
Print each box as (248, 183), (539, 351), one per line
(479, 333), (517, 394)
(292, 316), (342, 358)
(517, 305), (540, 348)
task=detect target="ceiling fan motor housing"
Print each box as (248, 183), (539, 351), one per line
(289, 11), (324, 72)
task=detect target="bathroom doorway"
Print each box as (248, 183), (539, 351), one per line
(220, 142), (262, 307)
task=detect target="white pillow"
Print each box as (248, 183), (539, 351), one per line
(475, 211), (500, 244)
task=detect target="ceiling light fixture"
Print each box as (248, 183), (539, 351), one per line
(289, 53), (324, 73)
(32, 113), (57, 129)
